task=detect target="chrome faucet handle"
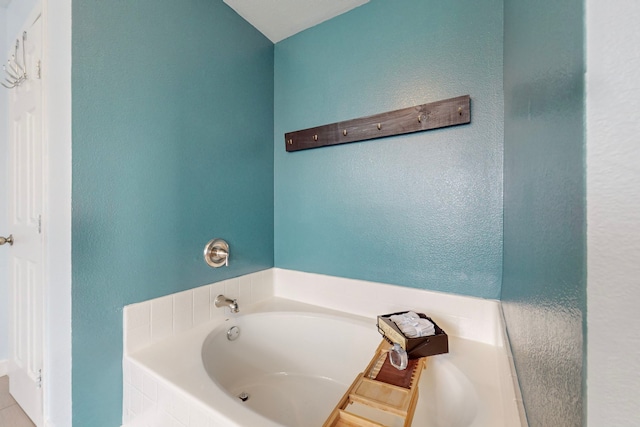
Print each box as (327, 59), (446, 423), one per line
(204, 239), (229, 268)
(213, 248), (229, 266)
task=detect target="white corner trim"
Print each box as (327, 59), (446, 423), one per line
(498, 305), (529, 426)
(42, 0), (73, 425)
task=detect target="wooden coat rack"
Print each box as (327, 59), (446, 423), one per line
(285, 95), (470, 152)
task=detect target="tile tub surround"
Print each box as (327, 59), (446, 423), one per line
(123, 269), (274, 355)
(122, 269), (526, 426)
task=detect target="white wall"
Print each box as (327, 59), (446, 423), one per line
(0, 4), (8, 365)
(6, 0), (38, 42)
(42, 0), (72, 424)
(586, 0), (640, 425)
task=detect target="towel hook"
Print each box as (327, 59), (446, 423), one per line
(1, 32), (28, 90)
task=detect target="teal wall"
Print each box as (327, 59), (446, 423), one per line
(69, 0), (587, 424)
(274, 0), (504, 298)
(72, 0), (274, 425)
(502, 0), (586, 426)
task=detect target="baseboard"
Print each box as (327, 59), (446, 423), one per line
(0, 359), (8, 377)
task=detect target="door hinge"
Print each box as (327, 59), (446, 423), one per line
(36, 368), (42, 389)
(36, 60), (41, 79)
(38, 214), (42, 234)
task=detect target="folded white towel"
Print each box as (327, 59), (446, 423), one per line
(401, 319), (435, 338)
(391, 313), (435, 338)
(389, 311), (420, 326)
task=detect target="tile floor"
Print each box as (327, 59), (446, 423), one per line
(0, 376), (35, 427)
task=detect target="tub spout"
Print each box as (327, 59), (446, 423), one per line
(215, 295), (239, 313)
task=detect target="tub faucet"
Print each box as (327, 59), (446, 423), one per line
(215, 295), (239, 313)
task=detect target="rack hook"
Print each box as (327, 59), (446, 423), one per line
(2, 31), (28, 90)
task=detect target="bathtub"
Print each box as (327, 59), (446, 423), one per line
(202, 311), (380, 427)
(125, 296), (523, 427)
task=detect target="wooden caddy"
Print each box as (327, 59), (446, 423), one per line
(323, 340), (427, 427)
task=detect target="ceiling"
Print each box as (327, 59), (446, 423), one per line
(223, 0), (369, 43)
(1, 1), (367, 39)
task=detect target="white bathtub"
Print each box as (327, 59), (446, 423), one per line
(125, 296), (523, 427)
(202, 312), (380, 427)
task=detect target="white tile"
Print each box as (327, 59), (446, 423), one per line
(239, 275), (252, 306)
(123, 382), (132, 422)
(142, 396), (157, 415)
(156, 409), (174, 427)
(209, 280), (225, 300)
(224, 278), (240, 316)
(209, 281), (226, 321)
(251, 269), (274, 303)
(131, 364), (143, 392)
(193, 285), (211, 326)
(126, 302), (151, 331)
(208, 412), (225, 427)
(123, 305), (132, 331)
(188, 407), (209, 427)
(157, 383), (189, 426)
(123, 358), (132, 385)
(174, 290), (194, 334)
(170, 394), (190, 426)
(123, 407), (131, 425)
(225, 278), (239, 299)
(130, 387), (143, 416)
(151, 295), (174, 342)
(126, 324), (151, 354)
(157, 382), (172, 416)
(143, 372), (158, 401)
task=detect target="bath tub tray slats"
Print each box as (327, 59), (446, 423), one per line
(323, 340), (427, 427)
(350, 378), (410, 416)
(331, 410), (387, 427)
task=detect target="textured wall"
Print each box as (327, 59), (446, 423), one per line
(274, 0), (504, 298)
(72, 0), (274, 424)
(502, 0), (586, 426)
(586, 0), (640, 424)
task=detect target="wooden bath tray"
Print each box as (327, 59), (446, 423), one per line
(323, 340), (427, 427)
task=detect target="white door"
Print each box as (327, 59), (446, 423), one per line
(6, 11), (44, 427)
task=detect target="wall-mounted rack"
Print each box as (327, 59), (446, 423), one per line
(284, 95), (470, 152)
(2, 32), (28, 89)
